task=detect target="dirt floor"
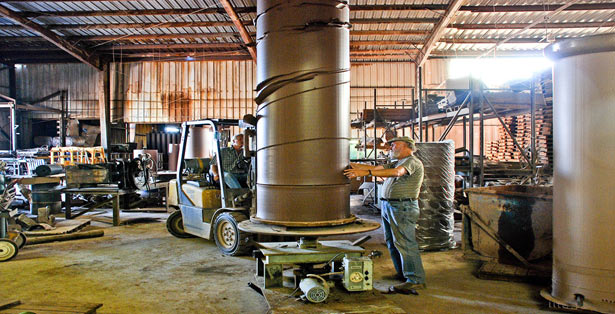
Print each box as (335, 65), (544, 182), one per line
(1, 196), (558, 314)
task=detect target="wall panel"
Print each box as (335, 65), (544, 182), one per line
(0, 64), (9, 97)
(15, 63), (99, 120)
(113, 60), (257, 124)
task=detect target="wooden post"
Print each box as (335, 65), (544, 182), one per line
(98, 62), (111, 154)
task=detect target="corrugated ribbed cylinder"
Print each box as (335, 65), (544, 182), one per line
(545, 34), (615, 312)
(253, 0), (352, 226)
(415, 141), (456, 250)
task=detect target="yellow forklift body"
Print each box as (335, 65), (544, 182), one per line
(168, 179), (221, 209)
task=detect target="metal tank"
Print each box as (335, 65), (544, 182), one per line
(184, 126), (214, 159)
(253, 0), (352, 226)
(544, 33), (615, 312)
(414, 141), (456, 250)
(30, 183), (62, 215)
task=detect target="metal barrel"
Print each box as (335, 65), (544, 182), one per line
(30, 183), (62, 215)
(545, 33), (615, 312)
(253, 0), (352, 226)
(415, 141), (456, 250)
(184, 126), (214, 159)
(34, 164), (64, 177)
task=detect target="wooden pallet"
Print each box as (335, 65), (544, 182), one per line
(23, 219), (91, 237)
(0, 300), (102, 314)
(478, 262), (550, 284)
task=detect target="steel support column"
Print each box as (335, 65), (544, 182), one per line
(417, 66), (423, 142)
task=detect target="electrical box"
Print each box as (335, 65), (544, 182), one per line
(342, 256), (373, 291)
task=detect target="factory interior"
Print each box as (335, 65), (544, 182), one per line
(0, 0), (614, 313)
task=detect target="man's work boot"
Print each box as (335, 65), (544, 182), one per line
(390, 281), (426, 295)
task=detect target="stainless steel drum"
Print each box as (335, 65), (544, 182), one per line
(545, 33), (615, 312)
(254, 0), (352, 226)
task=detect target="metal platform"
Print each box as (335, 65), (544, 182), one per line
(238, 218), (380, 237)
(254, 240), (365, 288)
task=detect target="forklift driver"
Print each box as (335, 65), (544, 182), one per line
(210, 134), (249, 188)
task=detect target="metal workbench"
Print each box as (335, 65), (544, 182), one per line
(63, 187), (135, 226)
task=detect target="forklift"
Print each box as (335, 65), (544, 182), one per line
(166, 119), (255, 256)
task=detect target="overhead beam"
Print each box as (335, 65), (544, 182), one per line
(115, 51), (250, 58)
(0, 17), (438, 30)
(440, 38), (546, 44)
(351, 55), (415, 60)
(478, 1), (582, 57)
(64, 31), (429, 41)
(97, 43), (243, 50)
(16, 21), (238, 30)
(353, 18), (439, 24)
(218, 0), (256, 61)
(6, 3), (614, 13)
(460, 3), (615, 12)
(351, 49), (419, 54)
(0, 5), (100, 70)
(351, 40), (423, 46)
(416, 0), (465, 67)
(69, 33), (244, 41)
(0, 36), (548, 46)
(349, 38), (545, 46)
(16, 103), (62, 113)
(20, 8), (248, 18)
(351, 30), (430, 36)
(449, 21), (615, 29)
(1, 21), (612, 33)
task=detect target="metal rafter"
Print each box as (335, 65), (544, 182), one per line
(0, 21), (611, 31)
(218, 0), (256, 61)
(1, 37), (547, 45)
(4, 3), (615, 12)
(450, 21), (615, 29)
(415, 0), (465, 67)
(0, 5), (100, 70)
(479, 1), (582, 57)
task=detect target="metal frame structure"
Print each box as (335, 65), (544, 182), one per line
(402, 69), (543, 186)
(0, 94), (17, 153)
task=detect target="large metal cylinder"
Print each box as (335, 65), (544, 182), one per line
(545, 34), (615, 312)
(254, 0), (352, 226)
(184, 126), (214, 159)
(415, 141), (456, 250)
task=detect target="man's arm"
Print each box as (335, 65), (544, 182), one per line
(349, 162), (381, 170)
(210, 153), (220, 181)
(344, 165), (405, 179)
(211, 163), (220, 181)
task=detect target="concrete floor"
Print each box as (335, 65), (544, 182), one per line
(1, 197), (558, 314)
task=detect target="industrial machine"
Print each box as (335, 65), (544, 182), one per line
(0, 173), (26, 262)
(166, 119), (254, 256)
(65, 154), (155, 190)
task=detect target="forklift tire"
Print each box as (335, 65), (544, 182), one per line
(213, 212), (252, 256)
(166, 210), (195, 238)
(0, 238), (18, 262)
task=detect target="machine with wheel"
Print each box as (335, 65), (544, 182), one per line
(166, 119), (254, 256)
(0, 175), (26, 262)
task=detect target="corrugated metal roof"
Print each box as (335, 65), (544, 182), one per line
(0, 0), (614, 63)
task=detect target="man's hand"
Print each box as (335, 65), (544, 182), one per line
(213, 174), (219, 181)
(344, 168), (369, 179)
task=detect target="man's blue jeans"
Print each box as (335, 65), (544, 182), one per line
(381, 200), (426, 284)
(223, 172), (247, 188)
